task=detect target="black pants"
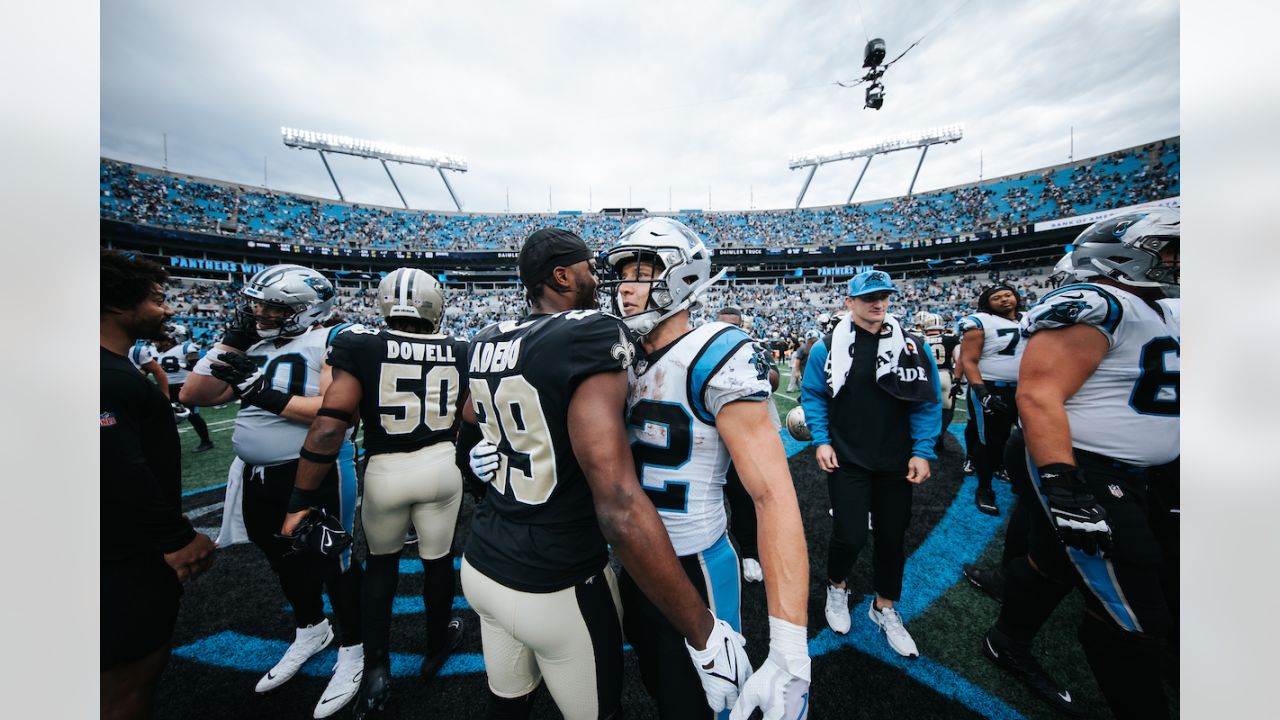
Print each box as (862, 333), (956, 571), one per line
(242, 458), (364, 645)
(723, 463), (758, 559)
(969, 383), (1019, 491)
(169, 383), (211, 443)
(826, 463), (913, 601)
(998, 443), (1172, 718)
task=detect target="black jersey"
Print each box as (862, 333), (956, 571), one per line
(924, 332), (960, 372)
(464, 310), (638, 592)
(326, 326), (469, 456)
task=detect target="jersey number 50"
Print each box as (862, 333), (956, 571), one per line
(378, 364), (460, 434)
(470, 376), (558, 505)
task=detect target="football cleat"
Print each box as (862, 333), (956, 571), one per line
(963, 458), (975, 475)
(975, 488), (999, 516)
(256, 619), (334, 693)
(868, 604), (918, 658)
(192, 440), (215, 454)
(352, 660), (391, 720)
(962, 564), (1006, 602)
(742, 558), (763, 584)
(983, 628), (1083, 718)
(994, 468), (1011, 483)
(314, 644), (364, 718)
(824, 585), (851, 635)
(420, 617), (464, 682)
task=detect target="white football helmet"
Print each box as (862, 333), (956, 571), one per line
(166, 323), (191, 343)
(601, 217), (726, 335)
(785, 406), (811, 442)
(378, 268), (445, 331)
(1067, 207), (1179, 294)
(237, 264), (335, 338)
(816, 312), (834, 334)
(1048, 253), (1081, 288)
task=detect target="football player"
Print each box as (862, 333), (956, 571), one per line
(180, 265), (365, 718)
(958, 283), (1026, 515)
(984, 209), (1180, 718)
(601, 218), (810, 720)
(154, 324), (214, 453)
(129, 338), (171, 400)
(281, 268), (469, 719)
(916, 312), (960, 453)
(461, 228), (750, 720)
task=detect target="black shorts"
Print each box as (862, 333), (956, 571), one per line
(101, 558), (181, 670)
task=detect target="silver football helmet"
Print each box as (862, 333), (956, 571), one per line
(916, 311), (945, 335)
(816, 312), (834, 334)
(601, 217), (726, 335)
(1048, 253), (1082, 288)
(378, 268), (445, 331)
(166, 323), (191, 343)
(1067, 207), (1179, 294)
(237, 264), (335, 338)
(785, 405), (811, 441)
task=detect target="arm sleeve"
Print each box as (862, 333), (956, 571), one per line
(101, 373), (196, 554)
(907, 341), (943, 461)
(1021, 285), (1123, 346)
(800, 339), (832, 446)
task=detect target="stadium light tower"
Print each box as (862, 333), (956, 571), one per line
(281, 127), (468, 211)
(788, 124), (963, 208)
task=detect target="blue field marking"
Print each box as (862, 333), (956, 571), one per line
(173, 630), (487, 678)
(182, 483), (227, 498)
(397, 556), (462, 574)
(293, 594), (471, 616)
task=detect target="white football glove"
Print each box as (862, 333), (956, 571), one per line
(685, 617), (752, 712)
(468, 439), (500, 484)
(171, 401), (191, 420)
(730, 617), (811, 720)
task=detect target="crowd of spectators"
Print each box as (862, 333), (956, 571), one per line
(167, 261), (1056, 351)
(102, 138), (1178, 253)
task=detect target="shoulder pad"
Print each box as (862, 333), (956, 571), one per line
(1023, 284), (1124, 336)
(326, 322), (361, 346)
(958, 315), (983, 333)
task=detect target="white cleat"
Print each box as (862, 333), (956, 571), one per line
(314, 644), (364, 718)
(256, 619), (334, 693)
(742, 558), (764, 583)
(824, 585), (851, 634)
(869, 604), (919, 658)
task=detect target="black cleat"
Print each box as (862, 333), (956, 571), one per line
(193, 440), (215, 454)
(994, 467), (1011, 483)
(352, 662), (391, 720)
(420, 617), (464, 682)
(983, 628), (1083, 717)
(975, 488), (999, 516)
(962, 564), (1006, 602)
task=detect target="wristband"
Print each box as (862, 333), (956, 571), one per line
(316, 407), (354, 424)
(299, 446), (339, 464)
(1036, 463), (1080, 488)
(766, 616), (809, 660)
(243, 387), (290, 415)
(286, 486), (326, 514)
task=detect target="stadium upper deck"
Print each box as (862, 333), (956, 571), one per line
(101, 137), (1177, 252)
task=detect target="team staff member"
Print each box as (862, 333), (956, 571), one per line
(101, 250), (215, 720)
(958, 284), (1026, 515)
(801, 270), (941, 658)
(985, 210), (1180, 719)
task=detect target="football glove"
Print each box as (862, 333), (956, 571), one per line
(468, 439), (500, 485)
(1037, 464), (1112, 555)
(972, 385), (1014, 419)
(731, 617), (810, 720)
(686, 617), (752, 712)
(211, 352), (290, 415)
(171, 401), (191, 420)
(279, 507), (352, 559)
(219, 315), (261, 352)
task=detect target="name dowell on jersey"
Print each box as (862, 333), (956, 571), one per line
(470, 338), (523, 374)
(387, 340), (456, 363)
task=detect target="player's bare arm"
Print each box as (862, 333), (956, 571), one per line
(717, 399), (808, 626)
(282, 366), (362, 536)
(959, 327), (985, 386)
(567, 369), (715, 649)
(1017, 324), (1107, 467)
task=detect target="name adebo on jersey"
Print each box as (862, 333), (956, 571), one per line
(1022, 283), (1179, 466)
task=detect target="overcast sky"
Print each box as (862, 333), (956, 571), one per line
(100, 0), (1178, 214)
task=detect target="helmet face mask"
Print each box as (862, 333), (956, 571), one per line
(1068, 208), (1180, 294)
(600, 218), (724, 336)
(238, 264), (335, 338)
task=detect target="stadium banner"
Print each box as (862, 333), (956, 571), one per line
(710, 225), (1032, 258)
(167, 255), (271, 275)
(1033, 196), (1180, 233)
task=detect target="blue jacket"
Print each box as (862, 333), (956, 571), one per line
(800, 331), (942, 462)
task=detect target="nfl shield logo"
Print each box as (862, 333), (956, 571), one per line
(1108, 484), (1124, 499)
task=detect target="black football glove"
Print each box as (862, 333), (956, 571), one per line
(278, 507), (353, 559)
(211, 352), (290, 415)
(972, 385), (1015, 419)
(219, 314), (261, 352)
(1037, 464), (1112, 555)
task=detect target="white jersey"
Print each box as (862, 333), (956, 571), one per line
(128, 342), (157, 370)
(958, 311), (1024, 382)
(156, 341), (199, 385)
(194, 324), (354, 466)
(626, 321), (772, 556)
(1022, 284), (1179, 466)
